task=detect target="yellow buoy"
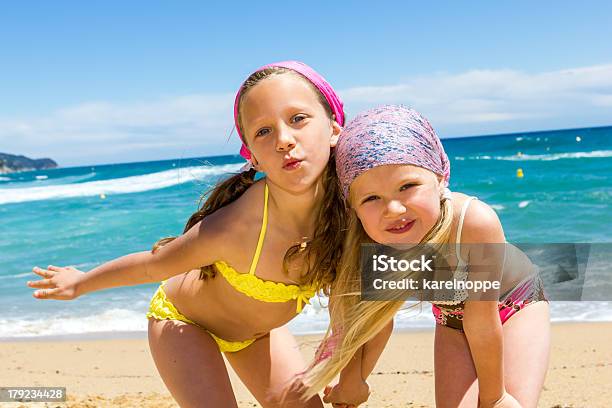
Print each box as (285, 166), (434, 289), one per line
(576, 136), (582, 142)
(516, 168), (524, 178)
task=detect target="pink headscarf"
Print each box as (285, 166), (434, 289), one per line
(233, 61), (345, 161)
(336, 105), (451, 198)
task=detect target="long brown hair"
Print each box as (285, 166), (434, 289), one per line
(302, 195), (454, 396)
(153, 67), (345, 291)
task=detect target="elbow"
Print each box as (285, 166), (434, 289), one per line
(384, 318), (394, 337)
(463, 317), (503, 347)
(142, 252), (166, 283)
(462, 305), (502, 340)
(375, 319), (394, 344)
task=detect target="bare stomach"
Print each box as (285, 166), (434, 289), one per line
(160, 269), (298, 341)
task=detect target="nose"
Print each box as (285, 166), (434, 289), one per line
(384, 199), (407, 217)
(275, 124), (296, 152)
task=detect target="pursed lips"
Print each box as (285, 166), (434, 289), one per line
(282, 156), (303, 169)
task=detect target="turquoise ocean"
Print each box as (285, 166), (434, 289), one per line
(1, 126), (611, 339)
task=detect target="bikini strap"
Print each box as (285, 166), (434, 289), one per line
(455, 196), (478, 264)
(248, 183), (269, 275)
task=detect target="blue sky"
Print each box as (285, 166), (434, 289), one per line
(2, 1), (612, 166)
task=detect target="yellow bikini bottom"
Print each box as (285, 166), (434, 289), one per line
(146, 282), (256, 353)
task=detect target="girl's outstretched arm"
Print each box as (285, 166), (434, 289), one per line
(27, 213), (228, 300)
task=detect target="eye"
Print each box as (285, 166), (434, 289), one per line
(291, 114), (307, 124)
(400, 183), (417, 191)
(255, 127), (271, 138)
(361, 195), (380, 204)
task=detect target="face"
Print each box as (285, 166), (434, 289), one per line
(350, 164), (445, 245)
(239, 73), (341, 193)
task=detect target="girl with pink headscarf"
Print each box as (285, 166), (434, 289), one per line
(303, 105), (550, 408)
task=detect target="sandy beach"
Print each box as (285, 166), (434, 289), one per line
(1, 322), (611, 407)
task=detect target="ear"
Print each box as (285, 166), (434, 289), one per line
(351, 206), (365, 225)
(436, 174), (445, 192)
(329, 120), (342, 148)
(250, 154), (261, 171)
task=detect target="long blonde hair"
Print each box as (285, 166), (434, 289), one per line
(302, 194), (455, 396)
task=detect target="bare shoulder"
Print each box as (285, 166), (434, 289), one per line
(166, 179), (265, 263)
(203, 178), (264, 237)
(144, 180), (266, 279)
(450, 192), (505, 244)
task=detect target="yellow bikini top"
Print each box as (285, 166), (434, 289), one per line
(214, 183), (316, 313)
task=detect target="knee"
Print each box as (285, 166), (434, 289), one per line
(262, 387), (322, 408)
(266, 394), (321, 408)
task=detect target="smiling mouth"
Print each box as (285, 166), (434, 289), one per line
(385, 219), (416, 234)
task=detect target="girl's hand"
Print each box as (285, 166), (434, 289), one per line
(479, 391), (523, 408)
(27, 265), (85, 300)
(322, 379), (370, 408)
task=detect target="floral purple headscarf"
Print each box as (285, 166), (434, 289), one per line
(336, 105), (450, 198)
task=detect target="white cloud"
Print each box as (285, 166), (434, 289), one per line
(0, 92), (237, 166)
(342, 64), (612, 133)
(1, 63), (611, 166)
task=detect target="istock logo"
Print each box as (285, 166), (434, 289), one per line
(372, 254), (433, 272)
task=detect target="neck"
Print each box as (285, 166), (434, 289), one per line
(266, 179), (325, 238)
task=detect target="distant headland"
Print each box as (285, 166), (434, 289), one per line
(0, 152), (58, 174)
